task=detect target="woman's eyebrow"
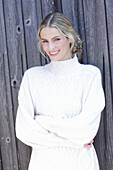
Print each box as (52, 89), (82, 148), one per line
(41, 38), (48, 41)
(52, 36), (61, 39)
(41, 36), (61, 41)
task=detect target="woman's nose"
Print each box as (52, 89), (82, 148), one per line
(48, 42), (55, 51)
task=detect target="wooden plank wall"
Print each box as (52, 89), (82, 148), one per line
(0, 0), (113, 169)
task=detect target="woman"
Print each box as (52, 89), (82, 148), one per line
(16, 12), (105, 170)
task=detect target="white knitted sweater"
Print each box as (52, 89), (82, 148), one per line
(16, 55), (105, 170)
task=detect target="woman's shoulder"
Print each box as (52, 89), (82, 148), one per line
(78, 63), (101, 77)
(77, 63), (102, 88)
(24, 65), (47, 77)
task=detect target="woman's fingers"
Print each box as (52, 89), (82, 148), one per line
(84, 140), (94, 148)
(33, 113), (40, 120)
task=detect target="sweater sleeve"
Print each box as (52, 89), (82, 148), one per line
(37, 69), (105, 145)
(15, 71), (84, 148)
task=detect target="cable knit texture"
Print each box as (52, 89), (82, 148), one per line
(16, 55), (105, 170)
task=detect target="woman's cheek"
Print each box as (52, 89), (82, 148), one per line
(58, 40), (66, 48)
(42, 44), (47, 52)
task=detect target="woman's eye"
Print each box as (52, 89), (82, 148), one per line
(42, 40), (48, 43)
(55, 38), (60, 41)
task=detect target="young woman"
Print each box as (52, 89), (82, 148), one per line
(16, 12), (105, 170)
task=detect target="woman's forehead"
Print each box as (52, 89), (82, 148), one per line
(40, 26), (64, 39)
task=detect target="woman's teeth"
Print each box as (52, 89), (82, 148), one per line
(50, 51), (59, 55)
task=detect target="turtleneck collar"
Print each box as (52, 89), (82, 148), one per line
(45, 55), (80, 75)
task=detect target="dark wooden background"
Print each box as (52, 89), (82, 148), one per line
(0, 0), (113, 169)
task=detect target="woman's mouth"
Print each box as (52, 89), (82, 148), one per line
(49, 51), (59, 57)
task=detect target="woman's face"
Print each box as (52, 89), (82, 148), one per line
(40, 26), (72, 61)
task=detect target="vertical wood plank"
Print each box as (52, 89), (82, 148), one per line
(2, 0), (27, 119)
(82, 0), (97, 65)
(1, 0), (31, 169)
(54, 0), (62, 13)
(100, 2), (113, 169)
(34, 0), (47, 65)
(0, 62), (17, 170)
(61, 0), (88, 61)
(0, 0), (18, 169)
(0, 147), (3, 170)
(41, 0), (56, 18)
(22, 0), (43, 68)
(82, 1), (113, 170)
(105, 0), (113, 96)
(62, 0), (76, 27)
(74, 0), (88, 62)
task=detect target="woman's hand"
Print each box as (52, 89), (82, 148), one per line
(34, 113), (40, 120)
(84, 140), (94, 148)
(34, 114), (94, 149)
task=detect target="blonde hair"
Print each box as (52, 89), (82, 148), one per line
(37, 12), (82, 60)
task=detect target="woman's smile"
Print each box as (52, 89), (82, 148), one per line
(49, 50), (60, 57)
